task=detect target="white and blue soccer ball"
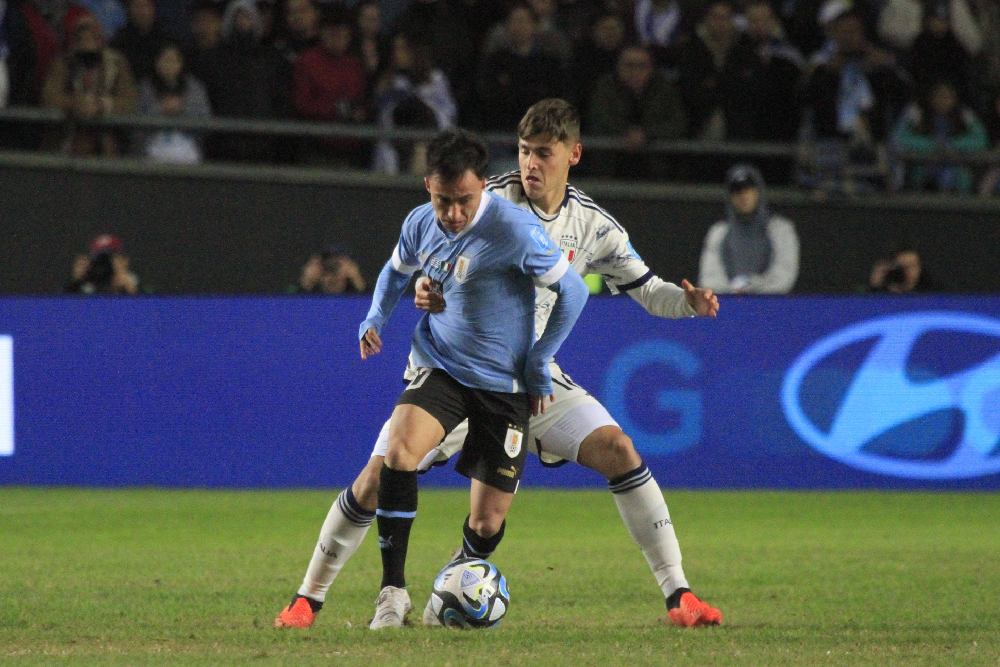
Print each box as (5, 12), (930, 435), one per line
(429, 557), (509, 629)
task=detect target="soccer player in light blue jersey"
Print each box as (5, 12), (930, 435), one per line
(356, 128), (589, 628)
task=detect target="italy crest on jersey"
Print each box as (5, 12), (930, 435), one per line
(559, 235), (578, 262)
(454, 255), (472, 283)
(503, 426), (523, 458)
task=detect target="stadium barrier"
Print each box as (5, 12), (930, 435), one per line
(1, 295), (997, 490)
(3, 148), (1000, 295)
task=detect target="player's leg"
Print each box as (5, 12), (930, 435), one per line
(276, 412), (472, 628)
(372, 370), (466, 629)
(534, 365), (722, 626)
(423, 386), (527, 626)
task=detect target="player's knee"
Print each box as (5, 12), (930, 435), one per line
(581, 429), (642, 480)
(383, 440), (420, 471)
(467, 512), (504, 538)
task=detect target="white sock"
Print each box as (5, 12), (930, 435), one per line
(609, 464), (689, 598)
(297, 488), (374, 602)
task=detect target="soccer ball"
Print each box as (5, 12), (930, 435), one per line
(429, 557), (509, 628)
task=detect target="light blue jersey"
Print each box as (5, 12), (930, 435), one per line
(361, 191), (588, 395)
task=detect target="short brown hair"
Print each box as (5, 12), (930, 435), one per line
(517, 98), (581, 144)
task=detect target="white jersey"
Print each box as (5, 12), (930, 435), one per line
(485, 171), (696, 339)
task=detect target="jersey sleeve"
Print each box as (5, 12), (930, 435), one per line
(390, 211), (422, 275)
(519, 222), (570, 288)
(586, 219), (654, 295)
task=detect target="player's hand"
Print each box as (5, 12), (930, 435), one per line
(414, 276), (446, 313)
(682, 279), (719, 317)
(530, 394), (554, 416)
(360, 327), (382, 360)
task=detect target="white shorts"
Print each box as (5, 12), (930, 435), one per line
(370, 361), (619, 469)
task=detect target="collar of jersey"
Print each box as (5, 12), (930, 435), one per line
(526, 187), (569, 221)
(438, 191), (491, 240)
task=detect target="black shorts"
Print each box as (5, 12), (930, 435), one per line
(396, 368), (529, 493)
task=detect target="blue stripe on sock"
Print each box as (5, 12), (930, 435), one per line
(376, 509), (417, 519)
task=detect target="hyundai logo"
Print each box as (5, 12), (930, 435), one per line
(782, 313), (1000, 479)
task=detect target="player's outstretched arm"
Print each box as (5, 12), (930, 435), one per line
(358, 260), (412, 359)
(682, 279), (719, 317)
(524, 269), (589, 398)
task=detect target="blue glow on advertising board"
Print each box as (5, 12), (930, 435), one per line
(1, 295), (998, 489)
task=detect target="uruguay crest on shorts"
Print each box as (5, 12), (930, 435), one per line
(455, 255), (472, 283)
(503, 426), (522, 458)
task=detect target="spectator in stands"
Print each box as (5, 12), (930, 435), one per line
(966, 0), (1000, 117)
(19, 0), (62, 104)
(137, 41), (211, 164)
(65, 233), (143, 294)
(389, 0), (475, 128)
(291, 5), (368, 167)
(186, 0), (223, 60)
(194, 0), (289, 161)
(290, 244), (367, 294)
(371, 31), (455, 174)
(74, 0), (125, 41)
(256, 0), (275, 42)
(110, 0), (170, 85)
(41, 7), (137, 156)
(0, 0), (39, 108)
(274, 0), (318, 65)
(352, 0), (387, 88)
(799, 4), (911, 193)
(776, 0), (826, 58)
(699, 163), (799, 294)
(482, 0), (573, 67)
(891, 79), (987, 194)
(744, 0), (804, 142)
(676, 0), (757, 141)
(571, 12), (626, 109)
(554, 0), (603, 52)
(878, 0), (982, 55)
(586, 44), (687, 178)
(868, 242), (936, 293)
(476, 2), (567, 132)
(977, 91), (1000, 195)
(906, 1), (975, 103)
(633, 0), (685, 70)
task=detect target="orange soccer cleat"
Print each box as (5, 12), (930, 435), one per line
(667, 590), (723, 627)
(274, 595), (320, 628)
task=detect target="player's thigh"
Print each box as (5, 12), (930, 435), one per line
(528, 365), (619, 465)
(371, 403), (470, 473)
(388, 369), (467, 469)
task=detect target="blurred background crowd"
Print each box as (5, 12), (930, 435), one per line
(3, 0), (1000, 194)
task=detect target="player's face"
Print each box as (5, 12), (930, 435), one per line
(518, 136), (581, 212)
(425, 169), (486, 234)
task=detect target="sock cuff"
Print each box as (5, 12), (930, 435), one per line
(608, 463), (652, 494)
(377, 464), (418, 517)
(462, 515), (506, 559)
(338, 487), (375, 527)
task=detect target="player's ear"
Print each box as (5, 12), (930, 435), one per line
(569, 142), (582, 166)
(424, 176), (431, 193)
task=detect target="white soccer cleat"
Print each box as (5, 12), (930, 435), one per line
(422, 594), (442, 626)
(369, 586), (411, 630)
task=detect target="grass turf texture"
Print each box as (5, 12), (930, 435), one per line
(2, 488), (998, 667)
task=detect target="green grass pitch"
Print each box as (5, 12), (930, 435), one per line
(2, 487), (998, 666)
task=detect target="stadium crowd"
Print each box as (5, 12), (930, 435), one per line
(4, 0), (1000, 193)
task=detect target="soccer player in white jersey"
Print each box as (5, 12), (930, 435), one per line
(275, 99), (722, 630)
